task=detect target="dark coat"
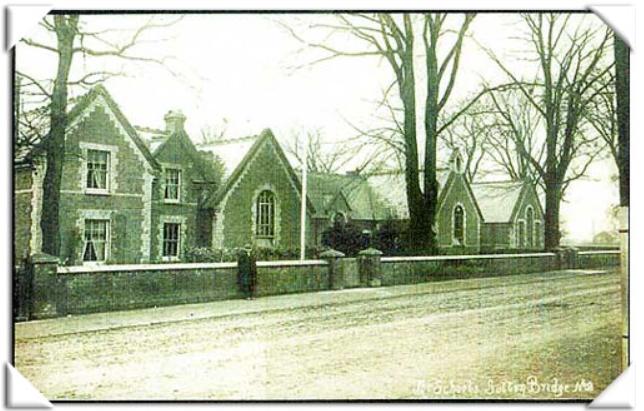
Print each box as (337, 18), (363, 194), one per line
(237, 249), (257, 291)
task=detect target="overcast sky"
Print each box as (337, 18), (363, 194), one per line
(16, 12), (619, 242)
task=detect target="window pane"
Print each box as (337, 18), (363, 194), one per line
(163, 223), (180, 257)
(164, 169), (181, 200)
(83, 219), (108, 261)
(453, 206), (464, 244)
(256, 190), (275, 238)
(86, 150), (109, 190)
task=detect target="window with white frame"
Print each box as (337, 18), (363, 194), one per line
(535, 220), (542, 248)
(164, 168), (181, 201)
(256, 190), (275, 238)
(83, 219), (109, 262)
(453, 205), (465, 245)
(163, 222), (181, 257)
(86, 149), (110, 191)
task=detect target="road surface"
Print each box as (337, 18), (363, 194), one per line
(15, 268), (621, 400)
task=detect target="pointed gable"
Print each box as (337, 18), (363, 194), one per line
(66, 85), (159, 171)
(470, 181), (525, 223)
(200, 129), (314, 211)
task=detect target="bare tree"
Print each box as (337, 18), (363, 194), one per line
(282, 13), (477, 252)
(439, 99), (495, 182)
(199, 118), (229, 144)
(486, 89), (546, 186)
(483, 13), (613, 249)
(584, 73), (618, 166)
(18, 14), (182, 256)
(283, 129), (355, 174)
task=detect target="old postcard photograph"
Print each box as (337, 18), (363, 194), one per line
(9, 7), (630, 403)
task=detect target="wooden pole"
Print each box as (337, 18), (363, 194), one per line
(299, 136), (308, 261)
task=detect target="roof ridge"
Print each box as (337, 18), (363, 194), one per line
(471, 180), (524, 186)
(197, 135), (258, 147)
(134, 125), (167, 134)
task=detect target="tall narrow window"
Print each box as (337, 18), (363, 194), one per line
(83, 219), (109, 262)
(535, 221), (542, 248)
(86, 150), (110, 191)
(517, 221), (526, 248)
(163, 223), (181, 257)
(526, 207), (535, 248)
(164, 168), (181, 201)
(256, 190), (275, 238)
(453, 205), (465, 245)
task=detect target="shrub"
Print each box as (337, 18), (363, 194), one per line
(321, 221), (365, 256)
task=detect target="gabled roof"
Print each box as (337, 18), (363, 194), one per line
(147, 129), (221, 183)
(198, 135), (259, 180)
(304, 172), (390, 220)
(15, 85), (160, 170)
(201, 129), (314, 211)
(67, 85), (160, 170)
(470, 181), (524, 223)
(135, 126), (168, 154)
(365, 169), (451, 219)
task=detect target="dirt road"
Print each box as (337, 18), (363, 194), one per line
(15, 269), (621, 400)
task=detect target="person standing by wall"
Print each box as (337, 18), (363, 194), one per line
(237, 243), (258, 300)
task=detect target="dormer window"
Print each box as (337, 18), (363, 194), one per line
(164, 168), (181, 202)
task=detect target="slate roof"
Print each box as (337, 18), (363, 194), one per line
(365, 169), (450, 219)
(200, 129), (314, 212)
(135, 126), (169, 154)
(304, 172), (391, 220)
(197, 135), (259, 180)
(470, 181), (524, 223)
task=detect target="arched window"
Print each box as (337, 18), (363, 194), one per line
(256, 190), (275, 238)
(453, 205), (465, 245)
(526, 206), (534, 248)
(332, 212), (346, 227)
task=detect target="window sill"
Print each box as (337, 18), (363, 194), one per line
(82, 260), (106, 266)
(161, 256), (181, 262)
(85, 189), (110, 196)
(163, 199), (181, 204)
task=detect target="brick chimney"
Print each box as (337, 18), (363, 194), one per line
(164, 110), (186, 134)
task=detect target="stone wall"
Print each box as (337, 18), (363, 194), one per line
(19, 249), (620, 319)
(380, 253), (560, 286)
(56, 260), (328, 315)
(576, 250), (620, 269)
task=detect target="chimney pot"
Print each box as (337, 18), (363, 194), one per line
(164, 110), (186, 134)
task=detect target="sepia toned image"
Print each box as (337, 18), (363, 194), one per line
(11, 9), (629, 402)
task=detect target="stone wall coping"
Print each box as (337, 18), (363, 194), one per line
(381, 252), (557, 263)
(58, 262), (238, 274)
(57, 259), (328, 274)
(577, 250), (621, 255)
(256, 259), (328, 267)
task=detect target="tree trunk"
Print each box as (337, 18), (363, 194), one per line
(423, 40), (440, 254)
(543, 179), (561, 250)
(40, 16), (77, 257)
(614, 35), (629, 207)
(402, 72), (429, 252)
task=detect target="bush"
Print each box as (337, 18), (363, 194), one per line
(184, 247), (238, 263)
(374, 219), (406, 255)
(321, 221), (367, 256)
(184, 246), (324, 262)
